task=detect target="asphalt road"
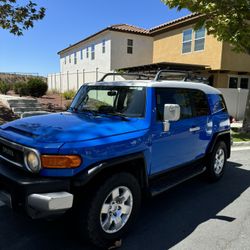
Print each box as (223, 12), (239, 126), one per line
(0, 147), (250, 250)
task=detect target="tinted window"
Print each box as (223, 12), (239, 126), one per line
(211, 94), (227, 113)
(156, 88), (193, 120)
(191, 90), (210, 116)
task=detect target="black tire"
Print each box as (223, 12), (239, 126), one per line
(206, 141), (227, 181)
(78, 172), (141, 249)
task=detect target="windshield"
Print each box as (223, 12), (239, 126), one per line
(70, 85), (146, 118)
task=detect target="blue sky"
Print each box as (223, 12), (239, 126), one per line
(0, 0), (189, 76)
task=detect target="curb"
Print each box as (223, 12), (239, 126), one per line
(232, 141), (250, 147)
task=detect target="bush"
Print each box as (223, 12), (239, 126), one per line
(14, 82), (29, 96)
(63, 90), (76, 100)
(26, 78), (48, 97)
(0, 81), (11, 95)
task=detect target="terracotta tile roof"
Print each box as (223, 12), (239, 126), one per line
(150, 13), (202, 33)
(110, 24), (150, 35)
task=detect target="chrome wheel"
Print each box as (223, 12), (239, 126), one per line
(100, 186), (133, 234)
(214, 148), (225, 175)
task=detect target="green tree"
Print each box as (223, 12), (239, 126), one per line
(162, 0), (250, 132)
(0, 0), (45, 35)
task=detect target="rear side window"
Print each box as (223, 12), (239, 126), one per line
(212, 94), (227, 113)
(191, 90), (210, 117)
(156, 88), (193, 120)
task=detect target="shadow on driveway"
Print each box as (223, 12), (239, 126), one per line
(0, 161), (249, 250)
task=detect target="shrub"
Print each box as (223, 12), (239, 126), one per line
(14, 82), (29, 96)
(0, 81), (11, 95)
(26, 78), (48, 97)
(63, 90), (76, 100)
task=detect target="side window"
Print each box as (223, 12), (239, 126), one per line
(191, 90), (210, 116)
(156, 88), (193, 120)
(211, 94), (227, 113)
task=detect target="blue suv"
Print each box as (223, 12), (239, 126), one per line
(0, 72), (231, 248)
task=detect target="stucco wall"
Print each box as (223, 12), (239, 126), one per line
(153, 24), (223, 70)
(221, 43), (250, 72)
(110, 31), (153, 70)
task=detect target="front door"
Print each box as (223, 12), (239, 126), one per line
(151, 88), (202, 175)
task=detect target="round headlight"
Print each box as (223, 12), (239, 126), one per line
(26, 151), (40, 173)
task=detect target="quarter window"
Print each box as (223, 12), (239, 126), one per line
(127, 39), (133, 54)
(194, 27), (205, 51)
(182, 29), (192, 53)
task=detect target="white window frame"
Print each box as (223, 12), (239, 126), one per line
(228, 75), (250, 89)
(182, 29), (193, 54)
(74, 52), (77, 64)
(194, 27), (206, 52)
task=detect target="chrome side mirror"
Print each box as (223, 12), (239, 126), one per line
(163, 104), (181, 132)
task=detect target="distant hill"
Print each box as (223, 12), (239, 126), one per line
(0, 73), (47, 84)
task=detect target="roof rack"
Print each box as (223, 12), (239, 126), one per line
(98, 72), (151, 82)
(154, 70), (191, 81)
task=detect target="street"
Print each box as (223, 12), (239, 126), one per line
(0, 147), (250, 250)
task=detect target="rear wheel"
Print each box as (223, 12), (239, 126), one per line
(206, 141), (227, 181)
(78, 172), (141, 248)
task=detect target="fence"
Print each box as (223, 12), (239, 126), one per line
(47, 69), (111, 93)
(219, 88), (249, 120)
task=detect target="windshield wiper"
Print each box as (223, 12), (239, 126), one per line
(99, 112), (129, 121)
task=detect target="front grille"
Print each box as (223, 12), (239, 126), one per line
(0, 137), (24, 168)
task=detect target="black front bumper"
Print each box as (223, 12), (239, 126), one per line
(0, 160), (71, 212)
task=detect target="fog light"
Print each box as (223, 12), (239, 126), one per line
(26, 151), (40, 173)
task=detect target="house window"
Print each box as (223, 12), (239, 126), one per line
(86, 47), (89, 58)
(240, 78), (249, 89)
(194, 27), (206, 51)
(64, 57), (66, 64)
(80, 49), (83, 60)
(127, 39), (133, 54)
(91, 44), (95, 60)
(69, 54), (71, 64)
(102, 40), (106, 54)
(229, 76), (249, 89)
(74, 52), (77, 64)
(182, 29), (192, 53)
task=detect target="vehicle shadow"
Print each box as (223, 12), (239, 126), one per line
(0, 161), (249, 250)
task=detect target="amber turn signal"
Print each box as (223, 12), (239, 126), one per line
(41, 155), (82, 169)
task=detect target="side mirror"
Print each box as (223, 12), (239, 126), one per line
(163, 104), (180, 131)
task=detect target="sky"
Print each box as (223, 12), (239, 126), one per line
(0, 0), (190, 76)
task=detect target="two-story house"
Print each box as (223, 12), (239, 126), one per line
(53, 24), (153, 91)
(121, 13), (250, 90)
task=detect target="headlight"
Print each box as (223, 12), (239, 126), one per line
(25, 151), (41, 173)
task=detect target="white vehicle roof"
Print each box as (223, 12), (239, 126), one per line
(87, 80), (221, 95)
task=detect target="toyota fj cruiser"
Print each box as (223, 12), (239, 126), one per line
(0, 71), (231, 248)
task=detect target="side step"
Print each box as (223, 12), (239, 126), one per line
(150, 164), (206, 196)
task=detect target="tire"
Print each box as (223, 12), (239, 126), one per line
(206, 141), (227, 181)
(78, 172), (141, 249)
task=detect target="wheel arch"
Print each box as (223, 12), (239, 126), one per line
(73, 152), (149, 192)
(206, 130), (231, 158)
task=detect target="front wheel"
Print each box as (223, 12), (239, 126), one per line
(206, 141), (227, 181)
(79, 172), (141, 248)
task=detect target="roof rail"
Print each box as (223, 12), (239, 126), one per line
(98, 72), (151, 82)
(154, 70), (192, 81)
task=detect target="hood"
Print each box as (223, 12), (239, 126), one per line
(0, 112), (149, 143)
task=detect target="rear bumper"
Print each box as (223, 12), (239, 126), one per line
(0, 160), (73, 218)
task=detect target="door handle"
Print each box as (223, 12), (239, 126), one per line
(189, 126), (200, 132)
